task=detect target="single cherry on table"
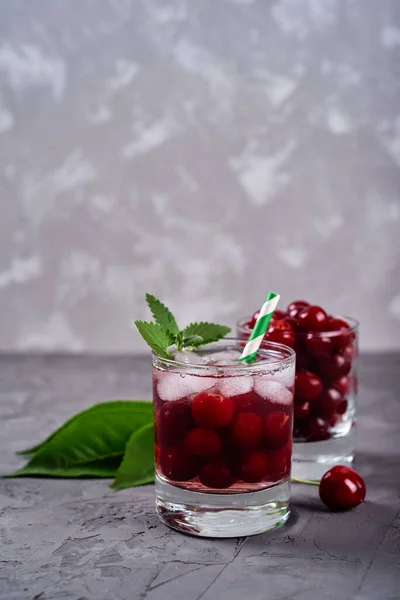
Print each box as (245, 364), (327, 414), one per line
(319, 466), (366, 510)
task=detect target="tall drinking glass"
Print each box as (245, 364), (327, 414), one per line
(152, 339), (295, 537)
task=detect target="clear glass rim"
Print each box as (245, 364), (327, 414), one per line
(152, 337), (295, 373)
(236, 315), (359, 338)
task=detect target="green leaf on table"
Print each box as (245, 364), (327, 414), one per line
(9, 400), (153, 477)
(17, 400), (153, 457)
(110, 423), (155, 489)
(182, 322), (231, 346)
(11, 455), (123, 478)
(145, 293), (179, 336)
(134, 321), (171, 359)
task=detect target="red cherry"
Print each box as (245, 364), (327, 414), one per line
(199, 458), (234, 489)
(184, 428), (222, 460)
(241, 450), (269, 483)
(304, 332), (333, 358)
(233, 391), (261, 413)
(294, 401), (311, 421)
(265, 319), (295, 348)
(313, 388), (342, 419)
(295, 370), (323, 402)
(287, 300), (310, 318)
(284, 316), (300, 331)
(192, 392), (234, 429)
(319, 466), (366, 510)
(317, 354), (351, 383)
(327, 318), (353, 352)
(333, 376), (350, 397)
(297, 305), (329, 332)
(264, 411), (291, 450)
(267, 443), (292, 480)
(156, 400), (194, 447)
(294, 346), (311, 372)
(231, 412), (263, 449)
(159, 446), (199, 481)
(336, 399), (348, 415)
(271, 309), (287, 321)
(242, 321), (252, 332)
(250, 310), (260, 327)
(343, 343), (356, 362)
(307, 417), (330, 441)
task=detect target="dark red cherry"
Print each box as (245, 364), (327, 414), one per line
(284, 316), (300, 331)
(327, 318), (353, 352)
(184, 428), (222, 460)
(294, 346), (310, 372)
(319, 466), (366, 510)
(267, 443), (292, 480)
(199, 458), (234, 489)
(313, 387), (342, 419)
(265, 319), (295, 348)
(333, 376), (350, 397)
(250, 310), (260, 327)
(263, 411), (291, 450)
(336, 399), (348, 415)
(304, 332), (333, 358)
(294, 401), (311, 421)
(241, 450), (269, 483)
(297, 305), (329, 332)
(156, 400), (194, 447)
(232, 391), (261, 413)
(295, 371), (323, 403)
(271, 309), (287, 321)
(343, 343), (356, 362)
(159, 446), (199, 481)
(287, 300), (310, 318)
(317, 354), (351, 383)
(307, 417), (330, 441)
(231, 412), (263, 449)
(192, 392), (234, 429)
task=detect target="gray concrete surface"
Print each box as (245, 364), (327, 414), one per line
(0, 353), (399, 600)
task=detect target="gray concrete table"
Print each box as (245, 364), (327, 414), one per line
(0, 354), (399, 600)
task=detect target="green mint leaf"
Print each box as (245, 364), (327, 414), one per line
(145, 294), (179, 336)
(135, 320), (171, 358)
(10, 455), (123, 478)
(182, 322), (231, 347)
(182, 334), (204, 348)
(16, 400), (152, 457)
(7, 401), (153, 477)
(110, 423), (154, 489)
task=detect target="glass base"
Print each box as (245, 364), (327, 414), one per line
(155, 475), (290, 538)
(292, 429), (355, 482)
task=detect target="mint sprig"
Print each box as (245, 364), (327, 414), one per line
(134, 295), (231, 356)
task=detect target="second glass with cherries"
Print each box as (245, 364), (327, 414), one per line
(237, 300), (358, 481)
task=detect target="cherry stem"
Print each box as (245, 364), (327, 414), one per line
(291, 477), (319, 486)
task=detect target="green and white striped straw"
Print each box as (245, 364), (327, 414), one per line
(238, 292), (281, 363)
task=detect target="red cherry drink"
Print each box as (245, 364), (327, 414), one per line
(153, 339), (295, 537)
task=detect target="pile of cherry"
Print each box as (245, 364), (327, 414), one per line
(154, 389), (292, 490)
(244, 300), (356, 442)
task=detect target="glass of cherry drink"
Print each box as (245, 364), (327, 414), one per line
(153, 338), (295, 537)
(237, 302), (359, 482)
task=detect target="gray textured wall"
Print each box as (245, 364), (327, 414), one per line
(0, 0), (400, 353)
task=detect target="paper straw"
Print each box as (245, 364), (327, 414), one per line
(238, 292), (281, 363)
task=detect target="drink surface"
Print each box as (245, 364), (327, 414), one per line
(153, 346), (294, 494)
